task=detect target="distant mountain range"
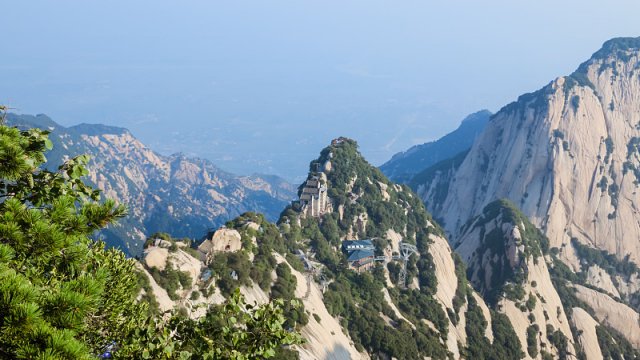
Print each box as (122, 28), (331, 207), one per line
(380, 110), (491, 183)
(7, 113), (296, 256)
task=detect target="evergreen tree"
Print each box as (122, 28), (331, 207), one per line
(0, 108), (136, 358)
(0, 107), (302, 359)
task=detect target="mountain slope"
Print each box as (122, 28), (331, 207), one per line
(456, 200), (577, 359)
(380, 110), (491, 183)
(7, 113), (295, 255)
(414, 37), (640, 356)
(417, 37), (640, 257)
(141, 138), (554, 359)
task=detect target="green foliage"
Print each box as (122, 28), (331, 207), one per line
(451, 253), (468, 323)
(285, 253), (305, 272)
(0, 116), (303, 359)
(624, 137), (640, 184)
(136, 270), (160, 315)
(568, 238), (640, 310)
(597, 176), (608, 192)
(150, 263), (193, 301)
(526, 324), (539, 357)
(490, 311), (525, 360)
(209, 252), (252, 297)
(271, 263), (308, 328)
(323, 271), (450, 358)
(604, 137), (614, 164)
(571, 95), (581, 110)
(227, 212), (301, 292)
(546, 326), (569, 360)
(589, 37), (640, 62)
(0, 119), (143, 359)
(468, 200), (548, 305)
(115, 289), (303, 359)
(572, 238), (639, 280)
(596, 325), (640, 360)
(525, 293), (537, 312)
(463, 292), (493, 359)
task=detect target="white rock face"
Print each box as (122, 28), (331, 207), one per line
(272, 253), (366, 360)
(431, 234), (459, 310)
(420, 43), (640, 265)
(198, 228), (243, 254)
(585, 265), (620, 298)
(574, 284), (640, 347)
(472, 292), (494, 342)
(456, 205), (576, 359)
(499, 257), (575, 359)
(144, 247), (169, 270)
(571, 307), (603, 360)
(140, 240), (365, 360)
(135, 263), (175, 313)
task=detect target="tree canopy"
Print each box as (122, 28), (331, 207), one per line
(0, 108), (302, 359)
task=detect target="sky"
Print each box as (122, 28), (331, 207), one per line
(2, 1), (640, 182)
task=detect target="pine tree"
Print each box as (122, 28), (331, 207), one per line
(0, 107), (302, 359)
(0, 107), (143, 358)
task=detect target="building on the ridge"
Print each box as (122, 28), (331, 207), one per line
(342, 239), (376, 273)
(299, 173), (330, 218)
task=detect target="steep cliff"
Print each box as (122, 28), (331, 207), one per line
(413, 37), (640, 358)
(456, 200), (576, 359)
(418, 38), (640, 261)
(139, 138), (533, 359)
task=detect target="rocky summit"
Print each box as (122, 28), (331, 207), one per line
(412, 36), (640, 359)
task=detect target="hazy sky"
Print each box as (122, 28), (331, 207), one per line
(2, 1), (639, 182)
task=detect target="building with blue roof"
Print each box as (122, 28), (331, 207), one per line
(342, 239), (376, 272)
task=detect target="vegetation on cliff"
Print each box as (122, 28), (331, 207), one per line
(0, 110), (302, 359)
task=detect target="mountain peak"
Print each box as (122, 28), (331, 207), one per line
(591, 36), (640, 61)
(68, 123), (130, 136)
(6, 113), (61, 131)
(571, 36), (640, 82)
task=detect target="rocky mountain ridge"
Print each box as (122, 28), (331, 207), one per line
(410, 36), (640, 359)
(416, 37), (640, 260)
(139, 138), (591, 359)
(7, 113), (295, 255)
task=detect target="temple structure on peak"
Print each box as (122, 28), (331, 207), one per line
(299, 172), (331, 218)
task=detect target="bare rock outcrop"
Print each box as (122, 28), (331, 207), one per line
(571, 307), (603, 360)
(574, 284), (640, 347)
(417, 38), (640, 266)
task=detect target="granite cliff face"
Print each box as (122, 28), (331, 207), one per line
(7, 114), (295, 255)
(411, 37), (640, 358)
(456, 200), (577, 359)
(418, 38), (640, 262)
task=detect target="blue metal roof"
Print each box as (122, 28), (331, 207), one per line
(342, 239), (375, 250)
(347, 249), (375, 262)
